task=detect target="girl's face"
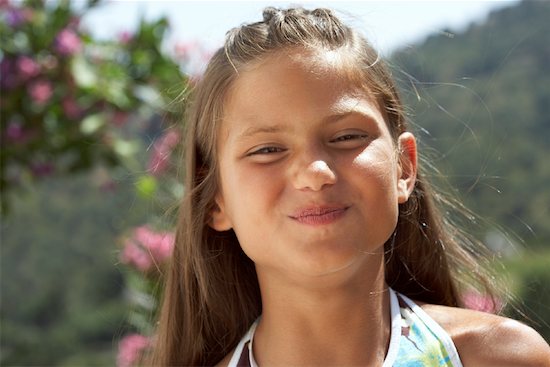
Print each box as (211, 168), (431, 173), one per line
(210, 49), (416, 285)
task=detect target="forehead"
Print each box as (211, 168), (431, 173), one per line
(239, 46), (361, 86)
(224, 47), (376, 115)
(217, 48), (388, 147)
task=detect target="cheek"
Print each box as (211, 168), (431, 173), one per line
(221, 162), (283, 221)
(352, 146), (398, 188)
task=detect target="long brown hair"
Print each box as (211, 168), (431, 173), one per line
(151, 7), (501, 366)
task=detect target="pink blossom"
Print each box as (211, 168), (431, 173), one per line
(1, 57), (18, 90)
(174, 41), (194, 62)
(31, 162), (55, 177)
(28, 79), (53, 105)
(62, 97), (82, 119)
(462, 291), (502, 314)
(16, 56), (40, 80)
(5, 121), (25, 143)
(120, 240), (152, 272)
(4, 118), (35, 145)
(118, 31), (133, 45)
(6, 8), (32, 27)
(120, 225), (175, 272)
(117, 334), (150, 367)
(147, 129), (181, 175)
(112, 111), (129, 127)
(55, 29), (82, 56)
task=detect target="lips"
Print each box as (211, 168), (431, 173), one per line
(290, 205), (349, 225)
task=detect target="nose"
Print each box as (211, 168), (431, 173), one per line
(293, 158), (337, 191)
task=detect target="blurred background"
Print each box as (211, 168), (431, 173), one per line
(1, 0), (549, 365)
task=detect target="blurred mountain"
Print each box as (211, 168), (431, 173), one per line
(391, 0), (550, 247)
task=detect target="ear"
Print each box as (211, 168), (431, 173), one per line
(396, 132), (417, 204)
(209, 193), (233, 231)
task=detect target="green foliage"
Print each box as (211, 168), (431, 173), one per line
(502, 251), (550, 342)
(0, 170), (149, 365)
(392, 0), (550, 246)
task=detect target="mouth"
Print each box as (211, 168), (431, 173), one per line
(289, 206), (349, 226)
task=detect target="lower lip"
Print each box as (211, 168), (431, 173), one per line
(292, 208), (348, 226)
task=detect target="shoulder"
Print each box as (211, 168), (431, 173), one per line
(420, 303), (550, 367)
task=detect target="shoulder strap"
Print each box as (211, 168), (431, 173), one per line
(397, 293), (464, 367)
(382, 288), (403, 367)
(227, 322), (258, 367)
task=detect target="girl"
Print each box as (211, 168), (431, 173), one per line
(152, 7), (550, 367)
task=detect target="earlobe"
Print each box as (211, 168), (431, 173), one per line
(209, 195), (233, 231)
(397, 132), (418, 204)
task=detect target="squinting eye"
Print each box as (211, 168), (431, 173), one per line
(331, 134), (369, 142)
(248, 146), (285, 155)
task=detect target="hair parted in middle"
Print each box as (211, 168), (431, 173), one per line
(151, 7), (500, 366)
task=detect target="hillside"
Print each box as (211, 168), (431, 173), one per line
(391, 0), (550, 247)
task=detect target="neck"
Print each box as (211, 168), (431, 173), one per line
(254, 256), (391, 366)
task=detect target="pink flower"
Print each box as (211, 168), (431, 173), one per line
(462, 291), (502, 314)
(28, 79), (53, 105)
(118, 31), (133, 45)
(1, 57), (18, 90)
(4, 118), (35, 145)
(31, 162), (55, 177)
(62, 97), (82, 119)
(112, 111), (129, 127)
(120, 226), (175, 273)
(55, 29), (82, 56)
(6, 8), (33, 27)
(5, 121), (25, 143)
(117, 334), (150, 367)
(174, 41), (194, 62)
(147, 129), (180, 175)
(16, 56), (40, 80)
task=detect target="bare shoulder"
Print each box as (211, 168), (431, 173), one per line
(420, 303), (550, 367)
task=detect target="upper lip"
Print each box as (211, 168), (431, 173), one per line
(289, 205), (349, 219)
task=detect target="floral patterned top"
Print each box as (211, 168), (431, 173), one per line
(227, 288), (463, 367)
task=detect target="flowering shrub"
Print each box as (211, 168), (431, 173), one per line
(462, 291), (502, 314)
(120, 225), (175, 273)
(1, 0), (188, 365)
(116, 333), (152, 367)
(0, 0), (185, 213)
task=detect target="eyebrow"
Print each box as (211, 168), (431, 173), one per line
(236, 124), (288, 140)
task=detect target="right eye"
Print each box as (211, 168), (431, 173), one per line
(248, 146), (285, 155)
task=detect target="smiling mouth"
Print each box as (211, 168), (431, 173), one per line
(290, 206), (349, 225)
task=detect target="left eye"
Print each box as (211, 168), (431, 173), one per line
(331, 134), (369, 142)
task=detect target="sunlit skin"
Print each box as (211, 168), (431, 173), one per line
(211, 49), (417, 366)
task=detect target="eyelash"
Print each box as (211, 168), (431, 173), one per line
(331, 133), (369, 142)
(248, 146), (286, 155)
(247, 133), (369, 156)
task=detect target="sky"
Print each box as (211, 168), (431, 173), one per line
(82, 0), (519, 57)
